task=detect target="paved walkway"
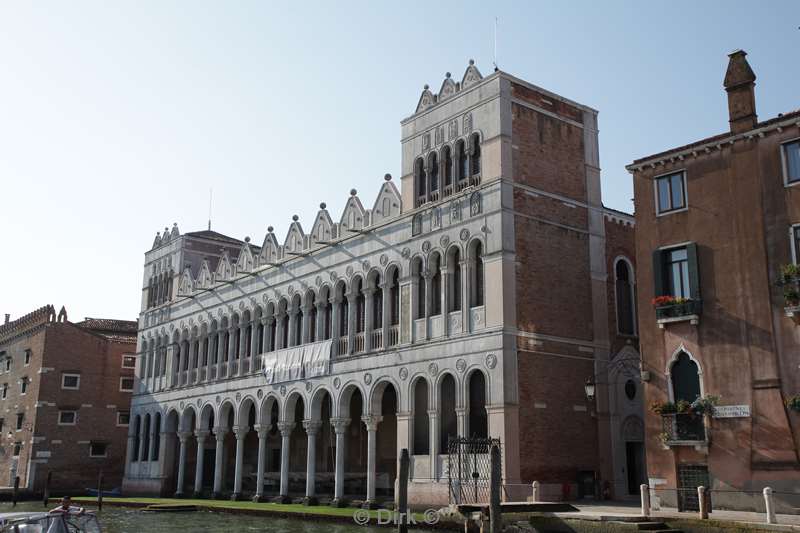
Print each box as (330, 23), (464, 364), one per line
(563, 501), (800, 529)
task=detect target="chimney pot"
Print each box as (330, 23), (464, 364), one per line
(4, 314), (9, 324)
(724, 49), (757, 134)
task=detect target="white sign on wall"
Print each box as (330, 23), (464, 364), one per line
(713, 405), (751, 418)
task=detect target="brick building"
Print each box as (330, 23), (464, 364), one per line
(0, 305), (137, 493)
(124, 61), (642, 504)
(627, 50), (800, 511)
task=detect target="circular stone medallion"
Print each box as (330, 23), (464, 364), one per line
(428, 362), (439, 376)
(485, 353), (497, 369)
(399, 367), (408, 381)
(364, 373), (373, 385)
(456, 358), (467, 373)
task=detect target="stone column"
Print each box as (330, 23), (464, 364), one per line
(301, 304), (312, 344)
(231, 425), (248, 500)
(275, 312), (286, 350)
(456, 407), (467, 438)
(277, 421), (294, 503)
(315, 303), (326, 341)
(287, 309), (298, 348)
(428, 410), (439, 481)
(212, 427), (228, 498)
(330, 418), (350, 506)
(364, 287), (375, 351)
(253, 424), (268, 502)
(216, 331), (225, 379)
(441, 270), (451, 337)
(227, 327), (237, 376)
(330, 296), (341, 355)
(395, 412), (411, 478)
(303, 420), (322, 504)
(363, 415), (383, 508)
(166, 342), (176, 388)
(147, 424), (157, 461)
(193, 429), (209, 497)
(174, 431), (192, 497)
(124, 430), (136, 477)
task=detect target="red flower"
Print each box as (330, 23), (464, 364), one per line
(651, 295), (676, 307)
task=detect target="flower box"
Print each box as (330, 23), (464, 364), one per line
(652, 297), (702, 328)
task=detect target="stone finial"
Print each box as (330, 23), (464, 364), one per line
(445, 72), (451, 78)
(469, 59), (475, 65)
(244, 236), (251, 243)
(292, 214), (299, 222)
(320, 202), (327, 209)
(267, 226), (274, 233)
(384, 173), (392, 181)
(350, 188), (357, 196)
(423, 84), (429, 90)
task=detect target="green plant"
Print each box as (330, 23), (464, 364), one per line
(785, 395), (800, 412)
(658, 432), (671, 444)
(676, 399), (692, 414)
(691, 395), (720, 416)
(650, 401), (676, 415)
(780, 264), (800, 284)
(784, 287), (800, 307)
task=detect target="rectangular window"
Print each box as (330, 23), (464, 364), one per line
(119, 377), (134, 392)
(61, 373), (80, 390)
(117, 411), (130, 426)
(783, 140), (800, 184)
(20, 377), (29, 395)
(122, 355), (137, 369)
(58, 410), (77, 425)
(89, 442), (108, 457)
(655, 171), (687, 214)
(665, 248), (690, 299)
(2, 384), (7, 400)
(24, 350), (31, 366)
(12, 442), (21, 457)
(16, 413), (24, 431)
(5, 359), (10, 372)
(0, 419), (4, 433)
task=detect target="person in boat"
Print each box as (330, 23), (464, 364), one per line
(50, 496), (85, 516)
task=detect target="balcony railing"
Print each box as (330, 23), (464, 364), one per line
(354, 332), (365, 353)
(416, 196), (427, 208)
(443, 183), (454, 198)
(661, 413), (706, 444)
(337, 337), (348, 357)
(388, 324), (399, 346)
(468, 173), (481, 188)
(370, 329), (383, 351)
(655, 299), (702, 327)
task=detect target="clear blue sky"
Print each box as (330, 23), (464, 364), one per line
(1, 1), (797, 321)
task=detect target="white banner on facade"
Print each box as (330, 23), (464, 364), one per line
(262, 339), (332, 384)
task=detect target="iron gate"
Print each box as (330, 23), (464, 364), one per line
(447, 437), (500, 504)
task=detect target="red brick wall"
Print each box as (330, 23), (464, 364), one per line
(604, 216), (638, 356)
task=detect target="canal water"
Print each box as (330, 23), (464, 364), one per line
(0, 502), (428, 532)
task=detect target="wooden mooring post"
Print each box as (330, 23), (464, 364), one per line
(97, 471), (104, 511)
(42, 471), (52, 508)
(12, 476), (20, 507)
(489, 443), (501, 533)
(397, 448), (409, 533)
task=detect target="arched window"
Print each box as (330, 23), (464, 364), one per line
(415, 158), (427, 206)
(470, 241), (484, 307)
(440, 375), (458, 451)
(142, 415), (151, 460)
(412, 379), (429, 455)
(323, 294), (332, 340)
(390, 268), (400, 326)
(470, 133), (481, 177)
(339, 285), (349, 338)
(456, 140), (468, 182)
(615, 259), (636, 335)
(413, 258), (425, 319)
(308, 293), (317, 343)
(670, 352), (701, 403)
(152, 412), (161, 460)
(372, 274), (382, 332)
(354, 278), (365, 333)
(223, 330), (230, 362)
(430, 253), (442, 316)
(448, 247), (461, 312)
(467, 371), (488, 438)
(269, 315), (277, 351)
(443, 145), (453, 191)
(281, 307), (289, 349)
(429, 153), (439, 196)
(292, 296), (303, 347)
(256, 321), (264, 354)
(132, 415), (141, 461)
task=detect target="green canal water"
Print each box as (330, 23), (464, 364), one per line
(0, 503), (432, 532)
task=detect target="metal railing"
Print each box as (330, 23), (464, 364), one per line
(354, 332), (365, 353)
(337, 337), (348, 356)
(655, 299), (703, 320)
(370, 329), (383, 350)
(661, 413), (706, 443)
(388, 324), (400, 346)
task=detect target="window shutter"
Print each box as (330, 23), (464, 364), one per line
(652, 249), (665, 297)
(687, 242), (700, 299)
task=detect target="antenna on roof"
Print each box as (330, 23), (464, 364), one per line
(208, 187), (213, 231)
(493, 16), (499, 71)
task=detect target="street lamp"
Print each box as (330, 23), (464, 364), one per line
(584, 378), (596, 402)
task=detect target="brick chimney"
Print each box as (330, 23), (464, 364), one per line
(4, 314), (9, 324)
(723, 49), (757, 134)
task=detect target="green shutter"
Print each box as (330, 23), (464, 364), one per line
(652, 249), (665, 297)
(687, 242), (700, 299)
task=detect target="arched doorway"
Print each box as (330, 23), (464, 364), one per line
(467, 371), (488, 438)
(371, 381), (398, 501)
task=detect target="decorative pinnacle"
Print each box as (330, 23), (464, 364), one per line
(445, 72), (451, 78)
(469, 59), (475, 65)
(267, 226), (274, 233)
(320, 202), (326, 209)
(350, 188), (357, 196)
(292, 215), (299, 222)
(423, 84), (429, 90)
(384, 173), (392, 181)
(244, 236), (251, 243)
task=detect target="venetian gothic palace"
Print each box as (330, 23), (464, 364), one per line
(124, 60), (643, 506)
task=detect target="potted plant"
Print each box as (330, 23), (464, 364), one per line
(650, 401), (677, 415)
(691, 395), (720, 416)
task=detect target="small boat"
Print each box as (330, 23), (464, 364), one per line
(84, 488), (120, 498)
(0, 511), (102, 532)
(141, 504), (198, 513)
